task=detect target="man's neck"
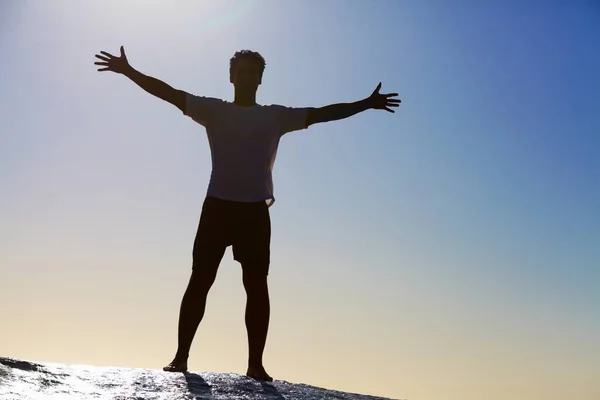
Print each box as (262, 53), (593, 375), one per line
(233, 91), (257, 107)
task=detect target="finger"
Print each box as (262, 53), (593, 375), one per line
(386, 103), (400, 107)
(97, 68), (110, 72)
(94, 61), (109, 66)
(385, 93), (399, 98)
(375, 82), (382, 92)
(100, 51), (115, 59)
(95, 54), (110, 62)
(120, 46), (126, 57)
(387, 99), (402, 104)
(384, 107), (395, 113)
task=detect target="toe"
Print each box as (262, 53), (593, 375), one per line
(163, 361), (187, 373)
(246, 367), (273, 381)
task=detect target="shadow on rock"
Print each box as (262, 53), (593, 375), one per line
(258, 381), (285, 399)
(0, 357), (43, 372)
(184, 372), (214, 399)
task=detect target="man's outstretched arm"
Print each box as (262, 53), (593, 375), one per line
(305, 83), (400, 127)
(95, 46), (186, 113)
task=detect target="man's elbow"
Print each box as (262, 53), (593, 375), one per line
(305, 107), (323, 127)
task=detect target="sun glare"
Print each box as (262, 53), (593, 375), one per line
(83, 0), (257, 35)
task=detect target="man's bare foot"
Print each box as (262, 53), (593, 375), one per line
(246, 365), (273, 382)
(163, 359), (188, 373)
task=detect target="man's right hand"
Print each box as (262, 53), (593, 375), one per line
(94, 45), (186, 113)
(95, 46), (131, 74)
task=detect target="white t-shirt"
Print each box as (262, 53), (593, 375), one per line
(184, 93), (310, 207)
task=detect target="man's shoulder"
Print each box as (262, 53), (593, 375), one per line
(183, 94), (229, 125)
(260, 104), (312, 134)
(185, 94), (229, 114)
(186, 93), (226, 106)
(262, 104), (307, 117)
(263, 103), (291, 111)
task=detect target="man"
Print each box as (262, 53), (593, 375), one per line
(94, 46), (400, 381)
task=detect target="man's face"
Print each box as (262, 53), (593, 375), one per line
(230, 58), (262, 91)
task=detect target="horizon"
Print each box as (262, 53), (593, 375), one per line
(1, 1), (599, 400)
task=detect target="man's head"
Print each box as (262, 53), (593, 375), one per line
(229, 50), (266, 93)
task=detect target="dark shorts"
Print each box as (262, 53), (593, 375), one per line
(192, 196), (271, 276)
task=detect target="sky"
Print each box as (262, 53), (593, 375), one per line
(0, 1), (599, 399)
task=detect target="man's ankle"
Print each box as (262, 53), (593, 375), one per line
(248, 360), (264, 369)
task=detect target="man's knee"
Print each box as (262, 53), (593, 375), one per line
(189, 267), (218, 292)
(242, 267), (268, 293)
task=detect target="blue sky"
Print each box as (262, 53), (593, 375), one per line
(1, 1), (599, 399)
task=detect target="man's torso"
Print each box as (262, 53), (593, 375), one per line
(205, 103), (282, 204)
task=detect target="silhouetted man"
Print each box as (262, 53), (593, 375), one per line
(94, 46), (400, 381)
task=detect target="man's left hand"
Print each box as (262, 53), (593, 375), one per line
(368, 83), (401, 113)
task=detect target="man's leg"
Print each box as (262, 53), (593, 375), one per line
(163, 266), (221, 372)
(164, 197), (228, 373)
(242, 269), (272, 381)
(232, 200), (273, 381)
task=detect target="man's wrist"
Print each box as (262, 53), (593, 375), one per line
(360, 97), (373, 110)
(122, 64), (135, 77)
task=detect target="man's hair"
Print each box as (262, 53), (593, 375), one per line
(229, 50), (266, 78)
